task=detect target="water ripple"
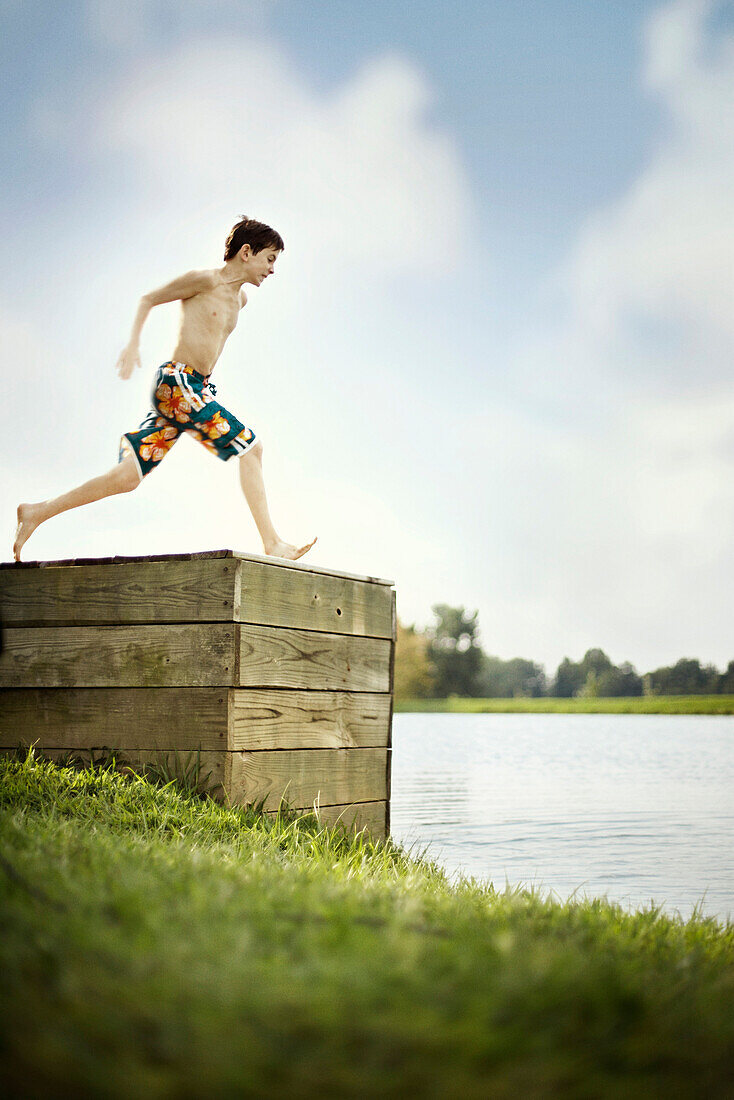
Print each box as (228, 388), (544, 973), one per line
(390, 712), (734, 922)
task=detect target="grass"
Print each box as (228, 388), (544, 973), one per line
(1, 752), (734, 1097)
(396, 694), (734, 715)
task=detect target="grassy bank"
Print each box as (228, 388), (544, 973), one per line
(1, 753), (734, 1097)
(396, 694), (734, 714)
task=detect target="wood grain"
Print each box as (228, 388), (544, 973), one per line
(227, 747), (389, 810)
(229, 690), (391, 749)
(0, 688), (230, 752)
(0, 625), (236, 688)
(0, 549), (393, 587)
(238, 626), (391, 690)
(0, 559), (238, 626)
(265, 799), (388, 838)
(235, 560), (393, 637)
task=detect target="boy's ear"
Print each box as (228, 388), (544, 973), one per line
(239, 243), (251, 260)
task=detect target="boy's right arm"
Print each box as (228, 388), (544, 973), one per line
(116, 269), (218, 379)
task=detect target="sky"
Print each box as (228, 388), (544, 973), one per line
(2, 0), (733, 675)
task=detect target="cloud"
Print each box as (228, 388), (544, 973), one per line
(481, 0), (734, 669)
(561, 0), (734, 388)
(88, 40), (472, 275)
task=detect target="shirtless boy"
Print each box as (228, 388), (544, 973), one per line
(13, 216), (316, 562)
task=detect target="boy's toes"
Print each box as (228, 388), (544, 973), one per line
(293, 537), (317, 561)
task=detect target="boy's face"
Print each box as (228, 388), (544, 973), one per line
(242, 244), (281, 285)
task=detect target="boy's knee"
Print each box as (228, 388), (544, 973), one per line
(117, 459), (141, 492)
(242, 439), (263, 461)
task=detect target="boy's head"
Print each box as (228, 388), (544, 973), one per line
(224, 216), (284, 261)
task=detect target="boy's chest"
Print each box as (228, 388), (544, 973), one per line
(193, 287), (241, 333)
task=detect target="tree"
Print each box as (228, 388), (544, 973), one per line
(394, 621), (436, 700)
(646, 658), (719, 695)
(579, 648), (614, 679)
(719, 661), (734, 694)
(596, 662), (643, 697)
(555, 649), (642, 697)
(551, 657), (585, 698)
(477, 655), (547, 698)
(426, 604), (482, 697)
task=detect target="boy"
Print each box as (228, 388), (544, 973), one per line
(13, 216), (316, 563)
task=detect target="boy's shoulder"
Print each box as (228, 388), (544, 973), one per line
(191, 267), (221, 289)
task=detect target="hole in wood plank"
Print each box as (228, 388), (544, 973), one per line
(336, 608), (342, 615)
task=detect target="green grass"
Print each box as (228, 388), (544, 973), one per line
(1, 752), (734, 1097)
(396, 694), (734, 714)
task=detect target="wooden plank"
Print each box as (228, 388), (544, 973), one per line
(0, 558), (238, 626)
(0, 550), (233, 569)
(0, 688), (230, 752)
(235, 559), (393, 637)
(232, 551), (393, 587)
(0, 548), (393, 586)
(0, 625), (236, 688)
(385, 587), (397, 835)
(238, 625), (391, 691)
(0, 745), (228, 798)
(227, 747), (389, 811)
(265, 800), (388, 838)
(230, 690), (391, 749)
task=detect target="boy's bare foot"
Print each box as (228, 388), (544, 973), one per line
(13, 503), (47, 562)
(265, 536), (317, 561)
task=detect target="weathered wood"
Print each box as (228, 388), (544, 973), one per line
(0, 625), (236, 688)
(0, 559), (238, 626)
(230, 690), (391, 749)
(386, 587), (397, 836)
(235, 559), (393, 637)
(0, 624), (391, 691)
(238, 625), (391, 691)
(0, 550), (395, 838)
(0, 548), (393, 588)
(0, 687), (391, 752)
(265, 800), (388, 837)
(0, 555), (394, 637)
(0, 745), (229, 797)
(0, 688), (230, 752)
(227, 747), (388, 811)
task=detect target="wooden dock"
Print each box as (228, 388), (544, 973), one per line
(0, 551), (395, 838)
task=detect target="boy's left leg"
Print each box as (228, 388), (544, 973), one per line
(13, 455), (141, 561)
(238, 441), (316, 561)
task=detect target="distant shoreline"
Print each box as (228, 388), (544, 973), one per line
(395, 695), (734, 715)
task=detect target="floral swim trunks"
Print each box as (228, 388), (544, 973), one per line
(119, 361), (257, 479)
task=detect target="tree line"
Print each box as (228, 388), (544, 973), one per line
(395, 604), (734, 700)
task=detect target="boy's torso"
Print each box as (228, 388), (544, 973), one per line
(172, 270), (246, 376)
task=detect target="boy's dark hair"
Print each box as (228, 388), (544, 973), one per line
(224, 216), (284, 261)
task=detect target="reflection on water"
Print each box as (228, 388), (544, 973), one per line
(390, 713), (734, 922)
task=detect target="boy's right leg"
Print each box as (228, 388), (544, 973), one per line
(238, 441), (316, 561)
(13, 456), (141, 561)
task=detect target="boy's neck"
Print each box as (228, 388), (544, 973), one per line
(219, 257), (251, 288)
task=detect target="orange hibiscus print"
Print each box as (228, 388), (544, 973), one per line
(186, 428), (219, 455)
(139, 426), (178, 463)
(200, 411), (231, 439)
(155, 383), (191, 423)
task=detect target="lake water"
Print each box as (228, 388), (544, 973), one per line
(390, 713), (734, 923)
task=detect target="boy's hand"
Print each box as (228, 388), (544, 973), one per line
(116, 346), (141, 380)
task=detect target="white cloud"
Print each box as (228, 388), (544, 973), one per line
(488, 0), (734, 670)
(90, 40), (472, 274)
(563, 0), (734, 383)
